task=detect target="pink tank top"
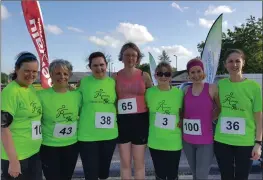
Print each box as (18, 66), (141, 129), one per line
(183, 83), (214, 144)
(115, 69), (147, 114)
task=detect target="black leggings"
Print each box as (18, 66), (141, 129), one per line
(1, 153), (42, 180)
(149, 148), (181, 180)
(40, 143), (79, 180)
(79, 138), (117, 180)
(214, 141), (253, 180)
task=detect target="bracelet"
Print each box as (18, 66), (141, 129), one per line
(255, 140), (262, 146)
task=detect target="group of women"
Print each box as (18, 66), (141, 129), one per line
(1, 42), (262, 180)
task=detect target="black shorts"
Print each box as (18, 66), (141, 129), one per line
(117, 112), (149, 145)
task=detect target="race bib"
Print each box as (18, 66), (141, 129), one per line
(117, 98), (137, 114)
(183, 119), (202, 135)
(220, 117), (245, 135)
(32, 121), (42, 140)
(155, 113), (176, 130)
(53, 122), (77, 138)
(95, 112), (115, 129)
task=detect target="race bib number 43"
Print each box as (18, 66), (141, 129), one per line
(32, 121), (42, 140)
(220, 117), (245, 135)
(117, 98), (137, 114)
(95, 112), (115, 129)
(53, 122), (77, 138)
(155, 113), (176, 130)
(183, 119), (202, 135)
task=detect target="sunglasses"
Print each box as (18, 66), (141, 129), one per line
(156, 72), (172, 77)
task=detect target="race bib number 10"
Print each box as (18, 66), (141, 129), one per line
(220, 117), (245, 135)
(117, 98), (137, 114)
(32, 121), (42, 140)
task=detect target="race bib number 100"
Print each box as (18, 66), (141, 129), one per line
(32, 121), (42, 140)
(220, 117), (245, 135)
(117, 98), (137, 114)
(183, 119), (202, 135)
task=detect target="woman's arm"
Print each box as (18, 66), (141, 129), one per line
(143, 72), (153, 88)
(254, 112), (262, 142)
(210, 84), (221, 121)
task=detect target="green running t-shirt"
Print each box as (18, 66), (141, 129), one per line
(37, 88), (81, 147)
(215, 78), (262, 146)
(146, 86), (184, 151)
(1, 81), (42, 160)
(77, 75), (118, 141)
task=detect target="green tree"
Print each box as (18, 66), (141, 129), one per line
(1, 72), (8, 84)
(158, 50), (171, 62)
(137, 63), (150, 75)
(197, 16), (263, 74)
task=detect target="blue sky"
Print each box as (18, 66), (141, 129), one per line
(1, 1), (262, 74)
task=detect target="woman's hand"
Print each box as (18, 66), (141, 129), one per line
(8, 159), (21, 178)
(251, 144), (262, 160)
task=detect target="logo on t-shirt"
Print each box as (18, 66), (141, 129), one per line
(56, 105), (73, 122)
(222, 92), (245, 112)
(93, 89), (110, 104)
(30, 101), (42, 115)
(156, 100), (171, 114)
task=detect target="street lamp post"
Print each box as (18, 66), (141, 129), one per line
(174, 55), (177, 71)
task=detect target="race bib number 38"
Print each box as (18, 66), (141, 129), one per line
(117, 98), (137, 114)
(155, 113), (176, 130)
(220, 117), (245, 135)
(53, 122), (77, 138)
(95, 112), (115, 129)
(32, 121), (42, 140)
(183, 119), (202, 135)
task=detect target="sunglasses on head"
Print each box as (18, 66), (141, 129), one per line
(156, 72), (171, 77)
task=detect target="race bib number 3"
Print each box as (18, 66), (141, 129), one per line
(53, 122), (77, 138)
(95, 112), (115, 129)
(32, 121), (42, 140)
(220, 117), (245, 135)
(155, 113), (176, 130)
(183, 119), (202, 135)
(117, 98), (137, 114)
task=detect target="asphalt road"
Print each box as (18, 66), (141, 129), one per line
(73, 147), (262, 178)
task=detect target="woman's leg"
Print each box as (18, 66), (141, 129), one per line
(183, 141), (197, 180)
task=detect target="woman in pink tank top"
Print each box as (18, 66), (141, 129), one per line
(112, 42), (152, 180)
(182, 58), (220, 180)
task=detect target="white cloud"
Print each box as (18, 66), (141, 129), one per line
(171, 2), (189, 12)
(1, 5), (11, 20)
(199, 18), (228, 29)
(186, 20), (195, 27)
(145, 45), (193, 57)
(116, 22), (154, 44)
(67, 26), (83, 33)
(204, 5), (235, 16)
(88, 35), (120, 48)
(45, 25), (63, 35)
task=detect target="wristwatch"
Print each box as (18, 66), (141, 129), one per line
(255, 140), (262, 146)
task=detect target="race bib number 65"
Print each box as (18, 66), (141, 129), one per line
(117, 98), (137, 114)
(220, 117), (245, 135)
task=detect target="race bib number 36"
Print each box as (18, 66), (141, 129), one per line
(155, 113), (176, 130)
(32, 121), (42, 140)
(117, 98), (137, 114)
(95, 112), (115, 129)
(183, 119), (202, 135)
(53, 122), (77, 138)
(220, 117), (245, 135)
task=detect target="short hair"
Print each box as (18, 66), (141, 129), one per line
(118, 42), (143, 64)
(49, 59), (73, 76)
(155, 61), (173, 73)
(87, 52), (107, 68)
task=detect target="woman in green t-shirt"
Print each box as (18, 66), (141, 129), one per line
(214, 49), (262, 180)
(145, 62), (184, 180)
(37, 59), (81, 180)
(77, 52), (118, 180)
(1, 52), (43, 180)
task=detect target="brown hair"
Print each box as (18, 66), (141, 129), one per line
(155, 61), (172, 74)
(87, 51), (107, 69)
(223, 49), (246, 62)
(118, 42), (143, 64)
